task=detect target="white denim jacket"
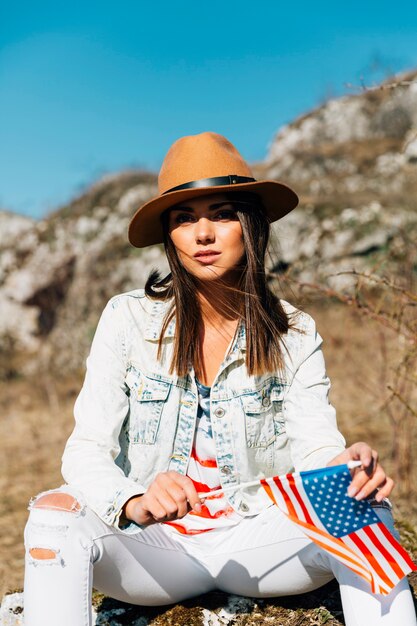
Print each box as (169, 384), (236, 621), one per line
(62, 289), (346, 532)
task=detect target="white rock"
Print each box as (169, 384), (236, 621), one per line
(340, 208), (358, 224)
(0, 592), (24, 625)
(117, 184), (156, 216)
(201, 595), (255, 626)
(351, 229), (393, 255)
(267, 96), (370, 164)
(0, 297), (40, 351)
(93, 206), (111, 221)
(403, 130), (417, 160)
(0, 593), (150, 625)
(375, 153), (406, 176)
(344, 175), (363, 194)
(0, 250), (17, 281)
(0, 212), (34, 250)
(321, 230), (354, 260)
(0, 592), (257, 626)
(298, 228), (321, 258)
(15, 229), (39, 254)
(75, 216), (100, 238)
(2, 245), (74, 302)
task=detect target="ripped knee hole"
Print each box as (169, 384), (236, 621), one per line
(31, 492), (82, 513)
(29, 547), (58, 560)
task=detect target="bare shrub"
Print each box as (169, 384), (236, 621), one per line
(274, 257), (416, 499)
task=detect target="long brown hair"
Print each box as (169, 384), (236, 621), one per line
(144, 192), (291, 377)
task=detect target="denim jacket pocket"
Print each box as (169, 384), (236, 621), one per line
(241, 383), (285, 449)
(125, 369), (171, 445)
(271, 387), (286, 437)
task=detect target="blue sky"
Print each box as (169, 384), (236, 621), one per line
(2, 1), (417, 219)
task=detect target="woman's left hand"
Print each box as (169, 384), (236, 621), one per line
(326, 441), (394, 502)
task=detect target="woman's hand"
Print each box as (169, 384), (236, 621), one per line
(326, 441), (394, 502)
(123, 471), (202, 526)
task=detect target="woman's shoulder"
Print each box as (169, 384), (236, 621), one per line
(102, 288), (171, 325)
(278, 299), (325, 371)
(278, 298), (315, 334)
(106, 287), (147, 308)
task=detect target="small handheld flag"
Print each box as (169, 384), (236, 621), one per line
(261, 464), (416, 595)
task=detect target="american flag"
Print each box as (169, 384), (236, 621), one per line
(261, 464), (416, 595)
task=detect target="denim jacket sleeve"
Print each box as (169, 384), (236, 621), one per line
(284, 313), (346, 470)
(61, 297), (143, 529)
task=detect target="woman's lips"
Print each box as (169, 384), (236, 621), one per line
(193, 250), (221, 264)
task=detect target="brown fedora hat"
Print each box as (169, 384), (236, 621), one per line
(128, 131), (298, 248)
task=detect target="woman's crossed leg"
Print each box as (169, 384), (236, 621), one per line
(24, 487), (416, 626)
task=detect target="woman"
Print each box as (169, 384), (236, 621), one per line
(24, 132), (416, 625)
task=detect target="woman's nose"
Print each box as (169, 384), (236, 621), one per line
(195, 218), (215, 244)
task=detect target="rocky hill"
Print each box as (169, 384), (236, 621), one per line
(1, 70), (417, 379)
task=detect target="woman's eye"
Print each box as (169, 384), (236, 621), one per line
(174, 213), (194, 224)
(215, 209), (237, 220)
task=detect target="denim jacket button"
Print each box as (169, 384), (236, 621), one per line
(239, 502), (249, 512)
(214, 407), (225, 418)
(220, 465), (232, 475)
(262, 397), (270, 407)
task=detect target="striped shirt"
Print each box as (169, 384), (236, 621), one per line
(165, 379), (243, 535)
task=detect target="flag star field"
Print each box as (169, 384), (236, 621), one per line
(303, 470), (380, 537)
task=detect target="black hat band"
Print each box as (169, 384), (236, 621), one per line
(163, 175), (256, 195)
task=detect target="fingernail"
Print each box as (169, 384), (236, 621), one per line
(193, 503), (202, 513)
(355, 490), (365, 500)
(347, 486), (357, 497)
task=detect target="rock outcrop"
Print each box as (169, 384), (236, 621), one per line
(0, 172), (168, 376)
(1, 70), (417, 377)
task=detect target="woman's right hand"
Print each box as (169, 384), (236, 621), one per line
(123, 471), (203, 526)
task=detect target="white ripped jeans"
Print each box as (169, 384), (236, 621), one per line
(23, 486), (416, 626)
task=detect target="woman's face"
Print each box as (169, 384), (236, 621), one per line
(167, 192), (245, 283)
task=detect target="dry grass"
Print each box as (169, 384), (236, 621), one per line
(0, 302), (416, 607)
(0, 377), (78, 595)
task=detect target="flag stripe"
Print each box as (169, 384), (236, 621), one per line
(273, 476), (298, 517)
(309, 535), (374, 582)
(377, 522), (417, 570)
(308, 532), (372, 580)
(348, 531), (395, 589)
(358, 527), (401, 586)
(261, 479), (276, 506)
(363, 525), (405, 580)
(287, 474), (315, 525)
(371, 524), (415, 574)
(341, 535), (390, 595)
(282, 510), (372, 580)
(260, 466), (416, 596)
(283, 476), (309, 521)
(264, 478), (375, 580)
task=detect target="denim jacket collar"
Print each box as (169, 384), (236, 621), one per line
(144, 299), (175, 341)
(235, 321), (246, 352)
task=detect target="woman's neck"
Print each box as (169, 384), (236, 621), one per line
(190, 278), (244, 386)
(194, 286), (243, 387)
(196, 282), (243, 326)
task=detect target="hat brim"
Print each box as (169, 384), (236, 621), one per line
(128, 179), (298, 248)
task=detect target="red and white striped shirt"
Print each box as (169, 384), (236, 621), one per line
(165, 379), (242, 535)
